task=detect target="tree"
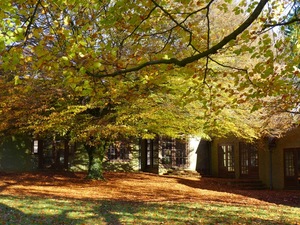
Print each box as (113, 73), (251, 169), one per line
(1, 1), (298, 76)
(0, 0), (299, 179)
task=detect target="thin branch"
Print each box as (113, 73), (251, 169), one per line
(39, 2), (67, 52)
(203, 0), (214, 84)
(151, 0), (191, 40)
(285, 110), (300, 114)
(264, 17), (300, 28)
(120, 6), (157, 46)
(208, 56), (260, 88)
(204, 57), (210, 84)
(208, 57), (247, 72)
(124, 0), (214, 55)
(154, 29), (174, 54)
(151, 0), (199, 52)
(24, 0), (42, 39)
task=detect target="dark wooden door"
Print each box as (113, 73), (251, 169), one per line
(239, 142), (259, 179)
(218, 144), (235, 178)
(144, 139), (159, 173)
(196, 140), (211, 176)
(284, 148), (300, 189)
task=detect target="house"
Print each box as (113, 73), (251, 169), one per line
(196, 126), (300, 189)
(82, 137), (200, 174)
(139, 137), (200, 175)
(1, 129), (299, 190)
(0, 135), (200, 175)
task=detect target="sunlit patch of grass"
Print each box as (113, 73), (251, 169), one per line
(0, 195), (299, 224)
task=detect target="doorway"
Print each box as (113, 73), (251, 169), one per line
(143, 139), (159, 173)
(218, 144), (235, 178)
(239, 142), (259, 179)
(284, 148), (300, 189)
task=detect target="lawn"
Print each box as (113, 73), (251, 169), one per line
(0, 171), (299, 225)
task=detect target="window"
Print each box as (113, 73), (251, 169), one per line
(107, 141), (130, 161)
(146, 139), (152, 166)
(33, 140), (39, 154)
(220, 145), (235, 172)
(145, 139), (159, 166)
(250, 150), (258, 167)
(176, 140), (187, 166)
(162, 139), (174, 164)
(285, 151), (295, 176)
(161, 138), (188, 166)
(108, 145), (116, 159)
(239, 142), (259, 178)
(240, 148), (248, 175)
(119, 142), (129, 159)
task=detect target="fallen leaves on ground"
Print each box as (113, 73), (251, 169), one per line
(0, 171), (299, 207)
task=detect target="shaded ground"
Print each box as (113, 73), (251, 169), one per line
(0, 171), (299, 207)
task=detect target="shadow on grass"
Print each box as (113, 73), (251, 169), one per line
(0, 196), (293, 225)
(0, 201), (78, 225)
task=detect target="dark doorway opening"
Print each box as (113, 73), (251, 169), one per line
(218, 144), (235, 178)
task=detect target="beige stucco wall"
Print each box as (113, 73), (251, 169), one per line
(270, 127), (300, 189)
(187, 137), (201, 171)
(258, 146), (270, 188)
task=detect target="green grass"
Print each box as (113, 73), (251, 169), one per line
(0, 195), (299, 225)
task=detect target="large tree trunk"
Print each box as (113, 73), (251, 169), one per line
(84, 141), (106, 180)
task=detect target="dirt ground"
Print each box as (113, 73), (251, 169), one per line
(0, 171), (299, 207)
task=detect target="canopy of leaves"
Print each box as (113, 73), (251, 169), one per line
(0, 0), (299, 143)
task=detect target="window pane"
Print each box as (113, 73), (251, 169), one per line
(241, 148), (248, 175)
(250, 145), (258, 167)
(146, 139), (151, 166)
(107, 141), (131, 161)
(227, 147), (234, 172)
(220, 145), (234, 172)
(221, 146), (227, 167)
(285, 151), (295, 176)
(162, 138), (174, 165)
(33, 140), (39, 154)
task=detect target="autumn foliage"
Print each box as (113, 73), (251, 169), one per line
(0, 0), (299, 178)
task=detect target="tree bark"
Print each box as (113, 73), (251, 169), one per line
(84, 141), (106, 180)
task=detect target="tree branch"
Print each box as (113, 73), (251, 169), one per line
(264, 17), (300, 28)
(24, 0), (42, 40)
(208, 56), (247, 72)
(88, 0), (269, 78)
(120, 5), (158, 47)
(286, 110), (300, 114)
(151, 0), (195, 50)
(203, 0), (214, 84)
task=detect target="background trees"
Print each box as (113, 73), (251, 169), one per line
(0, 0), (299, 178)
